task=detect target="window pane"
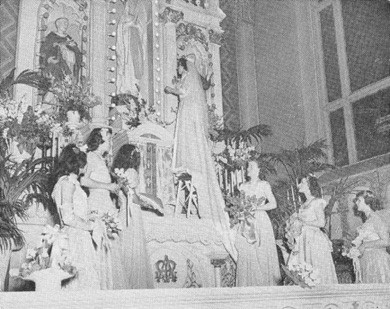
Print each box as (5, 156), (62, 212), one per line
(342, 0), (390, 92)
(353, 87), (390, 161)
(319, 5), (342, 102)
(330, 108), (349, 166)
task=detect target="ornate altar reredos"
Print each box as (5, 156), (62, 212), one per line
(12, 0), (228, 289)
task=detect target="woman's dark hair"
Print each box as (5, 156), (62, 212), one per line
(55, 144), (87, 178)
(112, 144), (140, 171)
(354, 190), (382, 212)
(299, 174), (322, 199)
(245, 159), (265, 181)
(177, 57), (188, 72)
(86, 127), (112, 152)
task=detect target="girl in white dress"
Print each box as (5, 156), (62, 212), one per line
(353, 190), (390, 283)
(51, 144), (100, 290)
(112, 144), (159, 289)
(81, 128), (125, 289)
(235, 160), (281, 286)
(288, 175), (338, 284)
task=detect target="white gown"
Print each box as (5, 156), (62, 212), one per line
(52, 175), (100, 290)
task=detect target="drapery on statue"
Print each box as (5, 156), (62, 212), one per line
(116, 0), (145, 94)
(164, 53), (237, 261)
(39, 17), (82, 82)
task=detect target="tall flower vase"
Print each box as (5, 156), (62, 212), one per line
(21, 268), (75, 291)
(66, 110), (81, 130)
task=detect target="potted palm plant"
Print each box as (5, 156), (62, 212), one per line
(0, 71), (53, 291)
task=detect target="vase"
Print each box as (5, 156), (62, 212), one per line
(22, 268), (75, 291)
(66, 110), (81, 129)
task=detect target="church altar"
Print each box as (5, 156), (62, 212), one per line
(9, 0), (230, 291)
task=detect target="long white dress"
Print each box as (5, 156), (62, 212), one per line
(172, 55), (236, 261)
(288, 198), (338, 285)
(86, 152), (127, 289)
(52, 175), (100, 290)
(355, 212), (390, 283)
(235, 181), (281, 286)
(118, 168), (154, 289)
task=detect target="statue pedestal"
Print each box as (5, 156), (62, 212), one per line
(143, 214), (230, 288)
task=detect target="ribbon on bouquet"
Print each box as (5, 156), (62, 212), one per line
(239, 215), (260, 246)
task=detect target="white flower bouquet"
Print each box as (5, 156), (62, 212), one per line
(101, 212), (122, 240)
(285, 213), (303, 252)
(19, 225), (77, 278)
(282, 262), (320, 288)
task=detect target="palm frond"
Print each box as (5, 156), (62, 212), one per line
(0, 216), (25, 252)
(268, 139), (335, 182)
(214, 124), (272, 144)
(12, 69), (52, 93)
(0, 68), (16, 98)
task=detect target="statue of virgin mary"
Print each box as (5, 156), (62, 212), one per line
(165, 46), (237, 261)
(116, 0), (145, 94)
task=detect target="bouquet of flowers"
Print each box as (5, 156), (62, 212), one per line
(224, 191), (265, 228)
(282, 263), (320, 288)
(0, 95), (56, 146)
(341, 237), (362, 283)
(19, 225), (77, 278)
(285, 213), (303, 252)
(113, 167), (130, 194)
(101, 212), (122, 240)
(50, 75), (102, 123)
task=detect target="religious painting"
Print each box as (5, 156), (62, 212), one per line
(36, 0), (89, 83)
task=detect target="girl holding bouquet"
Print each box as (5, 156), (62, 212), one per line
(288, 175), (338, 284)
(352, 190), (390, 283)
(81, 127), (125, 290)
(112, 144), (162, 289)
(51, 144), (100, 290)
(235, 159), (281, 286)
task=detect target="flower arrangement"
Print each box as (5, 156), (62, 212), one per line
(110, 91), (161, 128)
(0, 95), (56, 147)
(285, 213), (303, 252)
(282, 263), (320, 288)
(50, 75), (102, 123)
(213, 140), (256, 171)
(101, 212), (122, 240)
(19, 225), (77, 278)
(224, 191), (265, 228)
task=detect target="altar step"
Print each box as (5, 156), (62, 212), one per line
(1, 284), (389, 309)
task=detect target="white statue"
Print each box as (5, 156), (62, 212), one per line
(116, 0), (146, 94)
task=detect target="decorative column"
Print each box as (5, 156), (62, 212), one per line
(89, 0), (109, 124)
(236, 0), (259, 130)
(210, 258), (225, 287)
(209, 31), (224, 116)
(160, 7), (184, 134)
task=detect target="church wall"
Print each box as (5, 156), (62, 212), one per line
(0, 0), (20, 80)
(253, 0), (306, 152)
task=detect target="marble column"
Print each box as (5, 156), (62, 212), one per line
(89, 0), (109, 124)
(236, 0), (259, 130)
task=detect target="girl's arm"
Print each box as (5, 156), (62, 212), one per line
(80, 156), (118, 192)
(254, 182), (277, 211)
(359, 217), (390, 254)
(300, 199), (326, 228)
(60, 181), (93, 231)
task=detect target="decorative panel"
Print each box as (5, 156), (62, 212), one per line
(319, 5), (342, 103)
(219, 0), (240, 131)
(329, 108), (349, 166)
(0, 0), (20, 80)
(342, 0), (390, 92)
(353, 87), (390, 161)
